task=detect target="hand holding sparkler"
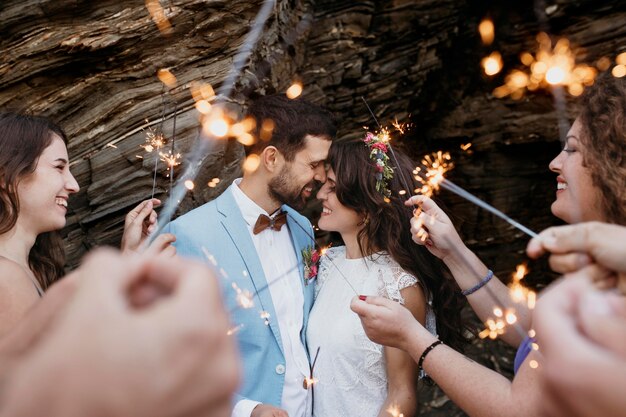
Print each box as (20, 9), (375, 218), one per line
(527, 222), (626, 294)
(121, 198), (176, 257)
(406, 195), (533, 346)
(405, 195), (465, 260)
(350, 296), (434, 353)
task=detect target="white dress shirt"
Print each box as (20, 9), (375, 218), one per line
(230, 179), (310, 417)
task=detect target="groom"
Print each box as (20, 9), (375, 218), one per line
(168, 94), (336, 417)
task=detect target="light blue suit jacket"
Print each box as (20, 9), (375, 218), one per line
(167, 189), (316, 407)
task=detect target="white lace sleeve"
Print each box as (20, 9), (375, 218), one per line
(376, 259), (419, 305)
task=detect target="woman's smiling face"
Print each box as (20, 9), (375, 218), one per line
(548, 118), (603, 224)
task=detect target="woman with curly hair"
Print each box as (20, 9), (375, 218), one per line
(350, 72), (626, 417)
(306, 136), (467, 417)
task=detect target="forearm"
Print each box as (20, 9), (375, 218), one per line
(405, 329), (540, 417)
(443, 246), (530, 346)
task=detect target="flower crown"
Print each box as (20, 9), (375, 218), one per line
(363, 131), (394, 198)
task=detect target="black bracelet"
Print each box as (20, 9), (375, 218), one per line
(418, 340), (443, 373)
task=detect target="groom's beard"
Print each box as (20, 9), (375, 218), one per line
(268, 166), (308, 211)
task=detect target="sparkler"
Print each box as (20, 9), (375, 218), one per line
(148, 0), (277, 242)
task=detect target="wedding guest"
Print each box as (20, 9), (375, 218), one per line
(308, 138), (466, 417)
(0, 249), (240, 417)
(350, 72), (626, 417)
(406, 72), (626, 348)
(0, 112), (174, 339)
(167, 95), (336, 417)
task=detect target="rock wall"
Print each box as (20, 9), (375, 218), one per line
(1, 0), (625, 415)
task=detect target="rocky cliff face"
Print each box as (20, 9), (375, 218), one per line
(2, 1), (624, 415)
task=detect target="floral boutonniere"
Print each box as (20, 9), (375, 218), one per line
(302, 246), (321, 286)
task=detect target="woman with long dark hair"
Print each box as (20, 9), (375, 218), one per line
(0, 113), (79, 338)
(306, 135), (466, 417)
(0, 112), (174, 339)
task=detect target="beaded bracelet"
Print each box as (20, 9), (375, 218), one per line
(418, 340), (443, 373)
(461, 269), (494, 296)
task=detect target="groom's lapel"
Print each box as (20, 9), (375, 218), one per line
(216, 191), (283, 355)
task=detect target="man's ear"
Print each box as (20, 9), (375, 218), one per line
(261, 146), (283, 174)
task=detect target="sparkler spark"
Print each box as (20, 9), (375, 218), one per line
(159, 150), (181, 168)
(286, 81), (303, 99)
(303, 377), (318, 388)
(481, 51), (503, 76)
(227, 324), (244, 336)
(413, 151), (454, 198)
(260, 311), (271, 325)
(243, 154), (261, 173)
(157, 68), (177, 88)
(232, 283), (254, 309)
(493, 32), (597, 99)
(145, 0), (172, 35)
(387, 404), (405, 417)
(208, 177), (220, 188)
(478, 18), (495, 45)
(508, 263), (537, 309)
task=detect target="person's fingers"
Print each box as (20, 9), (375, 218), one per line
(145, 257), (223, 319)
(577, 291), (626, 357)
(350, 295), (395, 317)
(548, 252), (593, 274)
(405, 195), (439, 213)
(144, 233), (176, 257)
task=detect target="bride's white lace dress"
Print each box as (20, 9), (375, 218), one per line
(306, 246), (436, 417)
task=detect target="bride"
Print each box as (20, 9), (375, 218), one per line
(306, 135), (466, 417)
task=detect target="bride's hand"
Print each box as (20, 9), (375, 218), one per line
(350, 296), (425, 352)
(404, 195), (465, 261)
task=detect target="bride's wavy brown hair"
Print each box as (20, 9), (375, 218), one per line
(328, 139), (468, 351)
(0, 112), (67, 290)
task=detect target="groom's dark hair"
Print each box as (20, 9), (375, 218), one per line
(244, 94), (337, 161)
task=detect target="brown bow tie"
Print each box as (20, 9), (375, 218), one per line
(253, 212), (288, 235)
